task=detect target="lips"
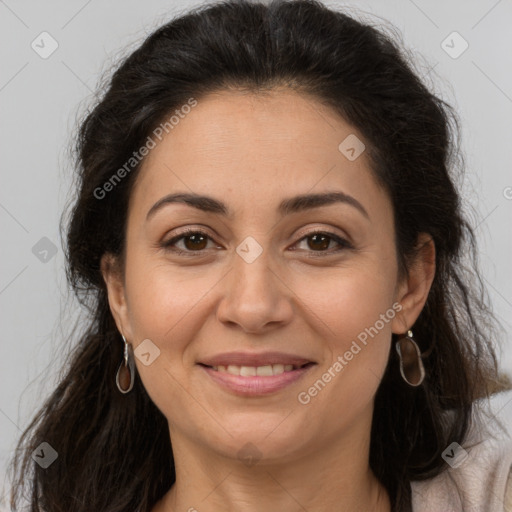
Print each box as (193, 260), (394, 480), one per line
(197, 351), (316, 396)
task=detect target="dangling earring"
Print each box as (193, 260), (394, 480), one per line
(395, 329), (425, 387)
(116, 334), (135, 394)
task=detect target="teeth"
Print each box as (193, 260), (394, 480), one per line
(240, 366), (256, 377)
(211, 363), (299, 376)
(256, 365), (273, 376)
(227, 365), (239, 375)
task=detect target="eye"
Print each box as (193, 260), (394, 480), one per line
(160, 228), (353, 256)
(293, 231), (353, 256)
(161, 228), (216, 255)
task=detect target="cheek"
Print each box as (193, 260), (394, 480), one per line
(124, 249), (215, 342)
(289, 257), (397, 347)
(289, 262), (397, 411)
(123, 262), (205, 422)
(121, 248), (247, 416)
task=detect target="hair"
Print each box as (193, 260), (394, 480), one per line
(7, 0), (509, 510)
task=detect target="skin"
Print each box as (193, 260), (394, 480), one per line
(102, 88), (435, 512)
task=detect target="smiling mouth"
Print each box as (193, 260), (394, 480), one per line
(198, 362), (315, 377)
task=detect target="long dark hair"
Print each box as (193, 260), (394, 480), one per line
(7, 0), (508, 510)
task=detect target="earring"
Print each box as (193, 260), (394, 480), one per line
(116, 334), (135, 394)
(395, 329), (425, 387)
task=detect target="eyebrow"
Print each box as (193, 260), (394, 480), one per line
(146, 191), (370, 221)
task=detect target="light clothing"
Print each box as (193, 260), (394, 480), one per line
(411, 391), (512, 512)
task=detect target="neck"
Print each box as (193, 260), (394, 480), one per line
(153, 410), (391, 512)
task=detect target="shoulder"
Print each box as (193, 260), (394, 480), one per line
(506, 468), (512, 512)
(410, 389), (512, 512)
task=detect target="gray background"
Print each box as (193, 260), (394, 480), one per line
(1, 0), (511, 505)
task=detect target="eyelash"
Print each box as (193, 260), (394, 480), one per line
(160, 228), (353, 257)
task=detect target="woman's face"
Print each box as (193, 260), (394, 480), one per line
(103, 88), (433, 465)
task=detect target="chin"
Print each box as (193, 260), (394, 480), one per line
(201, 417), (313, 464)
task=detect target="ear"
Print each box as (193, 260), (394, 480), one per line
(100, 252), (134, 341)
(391, 232), (436, 334)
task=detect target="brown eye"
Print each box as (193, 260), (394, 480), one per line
(162, 229), (214, 255)
(182, 233), (208, 250)
(295, 231), (352, 254)
(161, 229), (352, 257)
(306, 233), (331, 251)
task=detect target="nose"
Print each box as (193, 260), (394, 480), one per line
(216, 244), (294, 334)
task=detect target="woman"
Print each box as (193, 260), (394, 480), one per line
(7, 0), (512, 510)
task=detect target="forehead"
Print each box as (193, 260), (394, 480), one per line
(145, 88), (358, 163)
(129, 88), (391, 223)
